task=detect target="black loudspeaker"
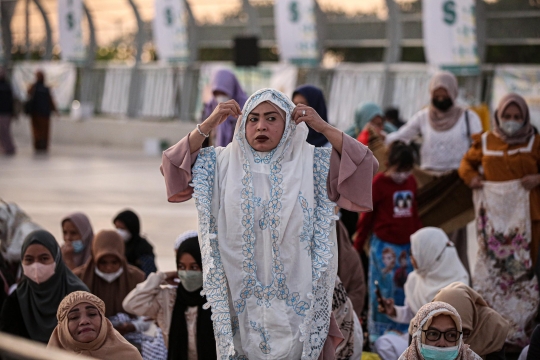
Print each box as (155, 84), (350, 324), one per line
(233, 37), (260, 67)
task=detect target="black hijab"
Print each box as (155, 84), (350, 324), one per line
(292, 85), (329, 147)
(113, 210), (154, 268)
(168, 236), (216, 360)
(17, 230), (88, 343)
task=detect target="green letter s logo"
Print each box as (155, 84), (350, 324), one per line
(443, 0), (456, 25)
(289, 1), (300, 23)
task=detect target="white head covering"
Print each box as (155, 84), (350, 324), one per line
(404, 227), (469, 314)
(174, 230), (198, 251)
(191, 88), (338, 360)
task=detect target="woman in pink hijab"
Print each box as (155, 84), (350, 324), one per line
(61, 212), (94, 270)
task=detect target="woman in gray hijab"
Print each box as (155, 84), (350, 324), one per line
(0, 230), (88, 343)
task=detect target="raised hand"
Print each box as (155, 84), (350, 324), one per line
(291, 103), (329, 134)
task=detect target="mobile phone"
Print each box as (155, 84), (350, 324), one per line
(374, 280), (384, 306)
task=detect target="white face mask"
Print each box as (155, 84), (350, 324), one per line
(71, 239), (85, 253)
(390, 171), (411, 184)
(116, 229), (131, 242)
(501, 120), (523, 136)
(95, 267), (124, 283)
(22, 262), (56, 284)
(215, 95), (231, 104)
(178, 270), (203, 292)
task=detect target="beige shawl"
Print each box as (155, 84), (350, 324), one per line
(47, 291), (142, 360)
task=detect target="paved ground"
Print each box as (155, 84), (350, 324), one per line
(0, 143), (197, 272)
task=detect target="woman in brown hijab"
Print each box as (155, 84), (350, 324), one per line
(73, 230), (146, 337)
(433, 282), (509, 359)
(47, 291), (142, 359)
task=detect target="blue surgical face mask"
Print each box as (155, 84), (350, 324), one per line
(420, 344), (459, 360)
(72, 240), (85, 253)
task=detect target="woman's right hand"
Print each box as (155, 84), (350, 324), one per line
(377, 297), (396, 317)
(164, 271), (178, 286)
(469, 176), (483, 189)
(202, 100), (242, 131)
(190, 100), (242, 153)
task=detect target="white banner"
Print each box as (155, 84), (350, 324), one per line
(153, 0), (189, 63)
(274, 0), (318, 65)
(12, 62), (77, 111)
(422, 0), (478, 72)
(492, 66), (540, 130)
(58, 0), (85, 62)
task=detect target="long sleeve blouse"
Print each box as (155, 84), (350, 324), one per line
(161, 132), (378, 212)
(386, 108), (482, 172)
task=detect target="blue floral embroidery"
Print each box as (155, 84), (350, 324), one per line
(298, 192), (314, 254)
(250, 146), (278, 164)
(299, 147), (338, 360)
(250, 321), (272, 355)
(192, 147), (235, 360)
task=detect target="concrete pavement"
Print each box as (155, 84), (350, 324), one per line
(0, 142), (197, 272)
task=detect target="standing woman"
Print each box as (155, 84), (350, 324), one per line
(61, 212), (94, 270)
(459, 93), (540, 347)
(124, 234), (216, 359)
(27, 71), (56, 153)
(113, 209), (157, 277)
(202, 69), (248, 147)
(386, 71), (483, 273)
(292, 85), (329, 147)
(73, 230), (146, 340)
(0, 68), (16, 156)
(0, 230), (88, 343)
(160, 88), (377, 359)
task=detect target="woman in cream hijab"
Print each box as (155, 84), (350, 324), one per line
(399, 301), (481, 360)
(161, 88), (377, 359)
(48, 291), (142, 359)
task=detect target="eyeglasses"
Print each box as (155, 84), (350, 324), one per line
(422, 329), (462, 342)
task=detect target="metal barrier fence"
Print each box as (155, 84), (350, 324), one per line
(73, 62), (491, 129)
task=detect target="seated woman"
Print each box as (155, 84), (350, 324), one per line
(433, 282), (509, 359)
(375, 227), (468, 359)
(399, 301), (482, 360)
(113, 209), (157, 277)
(0, 230), (88, 343)
(123, 233), (216, 359)
(160, 88), (377, 359)
(61, 212), (94, 270)
(73, 230), (149, 350)
(47, 291), (142, 359)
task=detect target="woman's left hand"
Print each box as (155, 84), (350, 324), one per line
(521, 174), (540, 190)
(292, 104), (329, 134)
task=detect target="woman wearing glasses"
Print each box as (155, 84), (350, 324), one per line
(374, 227), (469, 359)
(399, 301), (482, 359)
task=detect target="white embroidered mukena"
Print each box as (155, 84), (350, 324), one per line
(191, 89), (339, 360)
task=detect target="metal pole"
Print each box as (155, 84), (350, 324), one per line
(83, 2), (96, 67)
(381, 0), (402, 108)
(33, 0), (52, 60)
(241, 0), (261, 37)
(126, 0), (143, 64)
(25, 0), (30, 59)
(183, 0), (198, 64)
